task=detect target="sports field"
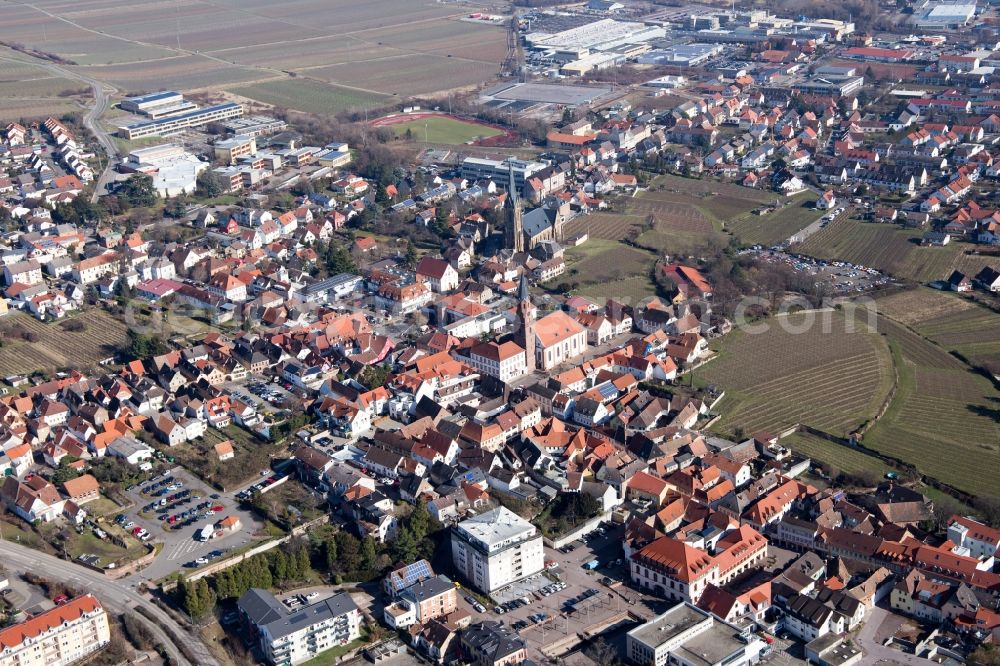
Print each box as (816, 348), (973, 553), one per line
(388, 116), (503, 144)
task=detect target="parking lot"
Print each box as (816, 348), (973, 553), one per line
(743, 248), (893, 294)
(452, 522), (671, 662)
(223, 376), (299, 412)
(118, 466), (262, 581)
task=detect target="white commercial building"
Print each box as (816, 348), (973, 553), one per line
(118, 102), (243, 140)
(126, 143), (208, 197)
(451, 506), (545, 593)
(626, 602), (768, 666)
(460, 157), (547, 193)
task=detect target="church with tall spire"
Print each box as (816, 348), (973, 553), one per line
(515, 274), (535, 373)
(504, 164), (525, 253)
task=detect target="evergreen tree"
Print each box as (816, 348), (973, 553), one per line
(271, 549), (288, 581)
(361, 536), (378, 574)
(296, 545), (310, 577)
(335, 531), (362, 575)
(408, 501), (430, 540)
(405, 241), (418, 267)
(325, 240), (357, 275)
(323, 538), (338, 572)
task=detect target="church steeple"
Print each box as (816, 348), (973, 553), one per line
(504, 162), (524, 253)
(516, 274), (535, 374)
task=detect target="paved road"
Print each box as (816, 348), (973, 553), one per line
(0, 52), (119, 202)
(0, 540), (218, 666)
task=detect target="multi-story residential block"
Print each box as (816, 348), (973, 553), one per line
(451, 506), (544, 593)
(238, 588), (360, 666)
(0, 594), (110, 666)
(626, 602), (768, 666)
(460, 621), (528, 666)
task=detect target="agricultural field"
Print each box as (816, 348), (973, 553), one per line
(699, 312), (894, 439)
(560, 236), (659, 301)
(563, 213), (646, 241)
(228, 79), (387, 116)
(0, 310), (127, 376)
(358, 19), (509, 63)
(795, 217), (1000, 283)
(74, 56), (264, 93)
(781, 431), (884, 476)
(577, 275), (660, 304)
(614, 175), (799, 254)
(0, 51), (88, 120)
(390, 116), (502, 144)
(877, 287), (1000, 386)
(0, 77), (86, 98)
(726, 193), (821, 246)
(649, 173), (776, 202)
(0, 0), (506, 118)
(0, 98), (80, 122)
(305, 54), (497, 97)
(861, 314), (999, 497)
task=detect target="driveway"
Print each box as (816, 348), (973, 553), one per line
(855, 605), (935, 665)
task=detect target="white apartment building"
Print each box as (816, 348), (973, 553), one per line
(238, 589), (360, 666)
(72, 254), (119, 285)
(0, 594), (110, 666)
(626, 602), (768, 666)
(469, 340), (527, 382)
(948, 516), (1000, 560)
(451, 506), (545, 593)
(3, 260), (42, 286)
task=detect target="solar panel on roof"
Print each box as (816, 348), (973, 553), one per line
(396, 559), (433, 589)
(597, 382), (617, 399)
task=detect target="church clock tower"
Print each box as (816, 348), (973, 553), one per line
(515, 275), (535, 373)
(504, 163), (524, 253)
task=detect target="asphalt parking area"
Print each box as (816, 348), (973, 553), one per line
(119, 466), (261, 580)
(492, 572), (552, 605)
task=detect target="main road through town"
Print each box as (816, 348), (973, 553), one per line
(0, 539), (219, 666)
